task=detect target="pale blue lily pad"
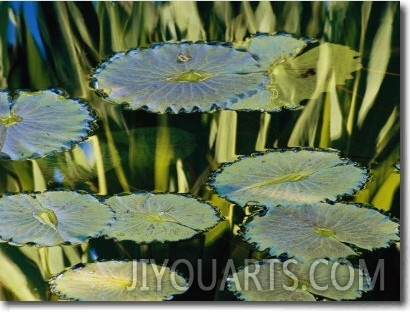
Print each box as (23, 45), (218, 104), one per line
(0, 191), (114, 246)
(228, 258), (370, 301)
(50, 260), (188, 301)
(210, 148), (368, 208)
(92, 42), (269, 113)
(102, 192), (221, 243)
(246, 33), (308, 69)
(0, 89), (94, 160)
(243, 203), (400, 260)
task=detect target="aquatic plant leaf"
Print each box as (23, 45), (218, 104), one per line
(102, 193), (220, 243)
(243, 203), (399, 260)
(92, 42), (269, 113)
(225, 88), (296, 112)
(0, 90), (94, 160)
(228, 259), (369, 301)
(268, 43), (362, 108)
(0, 191), (114, 246)
(50, 260), (188, 301)
(227, 42), (361, 112)
(210, 149), (368, 208)
(246, 33), (307, 69)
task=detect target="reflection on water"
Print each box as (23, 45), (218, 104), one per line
(0, 1), (400, 301)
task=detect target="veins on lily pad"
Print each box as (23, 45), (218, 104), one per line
(91, 42), (269, 113)
(243, 203), (399, 260)
(91, 34), (361, 113)
(210, 148), (368, 208)
(101, 192), (221, 243)
(49, 260), (188, 301)
(228, 258), (370, 301)
(0, 89), (95, 160)
(0, 191), (114, 246)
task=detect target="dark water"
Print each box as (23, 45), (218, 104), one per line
(0, 1), (400, 301)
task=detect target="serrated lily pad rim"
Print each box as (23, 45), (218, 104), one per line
(90, 34), (315, 114)
(249, 31), (317, 43)
(100, 191), (224, 243)
(239, 201), (400, 257)
(0, 88), (98, 160)
(90, 40), (271, 114)
(245, 32), (313, 63)
(0, 189), (115, 247)
(225, 259), (308, 301)
(226, 258), (370, 301)
(49, 259), (189, 301)
(207, 147), (370, 207)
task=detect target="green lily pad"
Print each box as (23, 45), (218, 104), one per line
(228, 258), (370, 301)
(243, 203), (399, 260)
(0, 191), (114, 246)
(102, 193), (220, 243)
(0, 89), (95, 160)
(91, 42), (269, 113)
(268, 42), (362, 109)
(50, 260), (188, 301)
(228, 42), (362, 112)
(210, 148), (368, 208)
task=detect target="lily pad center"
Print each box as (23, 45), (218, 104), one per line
(314, 227), (335, 237)
(0, 113), (23, 126)
(34, 209), (59, 230)
(166, 70), (213, 83)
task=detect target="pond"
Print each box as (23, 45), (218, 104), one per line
(0, 1), (400, 301)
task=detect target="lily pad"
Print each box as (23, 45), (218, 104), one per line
(246, 33), (308, 69)
(91, 42), (269, 113)
(228, 42), (362, 112)
(50, 260), (188, 301)
(228, 258), (370, 301)
(210, 148), (368, 208)
(0, 89), (95, 160)
(243, 203), (400, 260)
(268, 42), (362, 109)
(0, 191), (114, 246)
(102, 193), (220, 243)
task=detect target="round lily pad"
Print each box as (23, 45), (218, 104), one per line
(50, 260), (188, 301)
(91, 42), (269, 113)
(0, 89), (95, 160)
(0, 191), (114, 246)
(243, 203), (400, 260)
(210, 148), (368, 208)
(102, 192), (221, 243)
(228, 258), (370, 301)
